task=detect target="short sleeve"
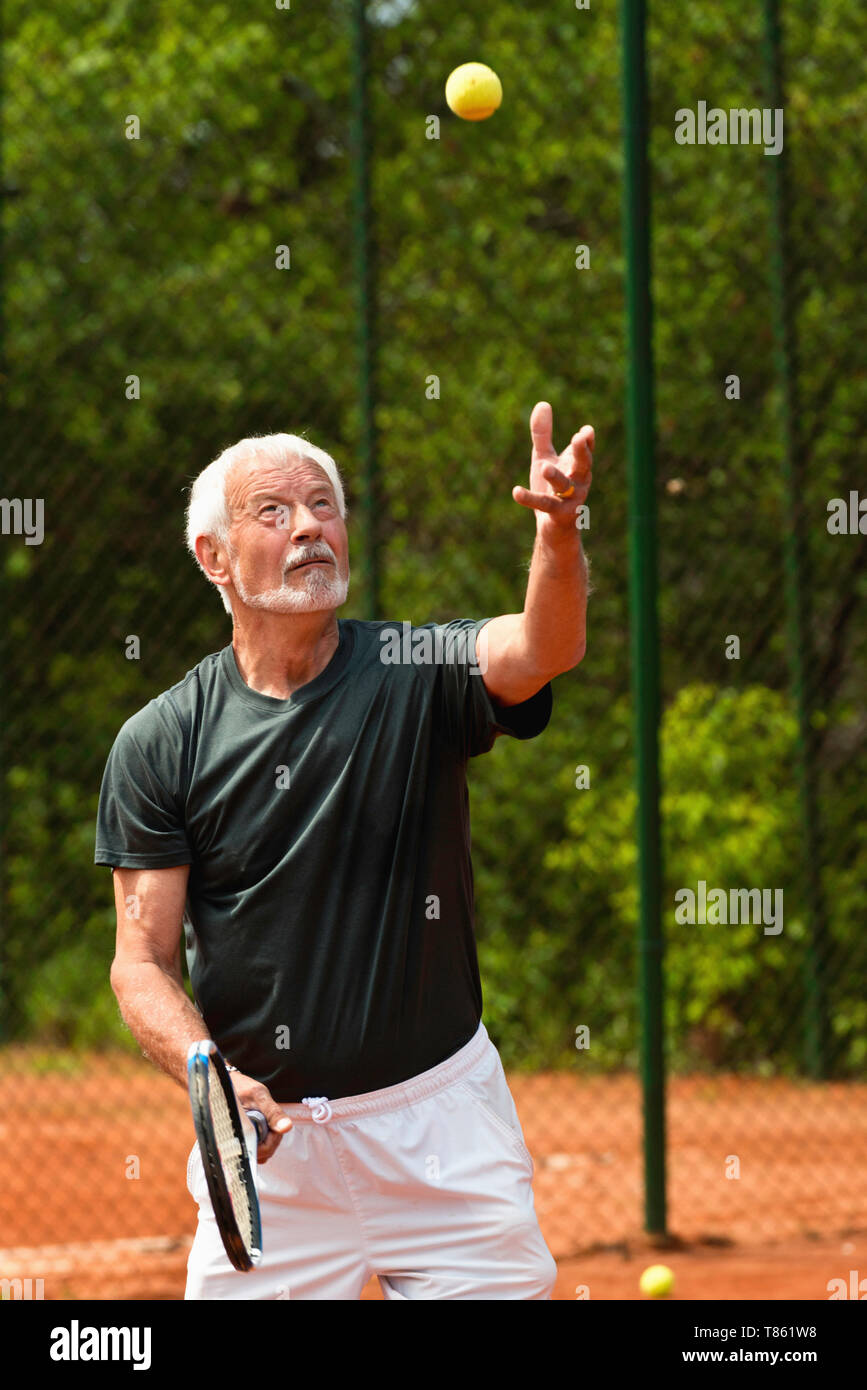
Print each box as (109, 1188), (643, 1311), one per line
(94, 702), (192, 869)
(432, 617), (553, 759)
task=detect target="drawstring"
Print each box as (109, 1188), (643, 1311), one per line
(302, 1095), (333, 1124)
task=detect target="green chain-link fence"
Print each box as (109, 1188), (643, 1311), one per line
(1, 0), (864, 1298)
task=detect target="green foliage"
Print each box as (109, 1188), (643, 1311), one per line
(551, 685), (803, 1072)
(23, 941), (133, 1050)
(479, 685), (866, 1076)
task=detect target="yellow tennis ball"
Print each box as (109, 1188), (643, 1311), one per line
(639, 1264), (674, 1298)
(445, 63), (503, 121)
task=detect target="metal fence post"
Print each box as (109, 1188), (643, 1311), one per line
(761, 0), (829, 1077)
(621, 0), (666, 1236)
(349, 0), (381, 619)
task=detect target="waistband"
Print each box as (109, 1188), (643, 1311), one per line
(277, 1021), (489, 1123)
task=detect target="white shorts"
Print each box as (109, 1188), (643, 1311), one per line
(185, 1021), (557, 1300)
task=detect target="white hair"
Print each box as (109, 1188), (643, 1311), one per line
(185, 433), (348, 614)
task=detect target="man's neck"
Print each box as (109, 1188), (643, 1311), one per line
(231, 611), (340, 700)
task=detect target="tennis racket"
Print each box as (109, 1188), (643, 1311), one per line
(187, 1039), (268, 1272)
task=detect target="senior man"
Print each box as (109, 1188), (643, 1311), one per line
(95, 401), (593, 1300)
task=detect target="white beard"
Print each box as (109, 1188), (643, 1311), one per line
(231, 558), (349, 613)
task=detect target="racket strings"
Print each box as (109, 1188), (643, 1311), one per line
(211, 1078), (257, 1252)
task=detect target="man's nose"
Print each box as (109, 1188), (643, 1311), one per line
(288, 504), (322, 540)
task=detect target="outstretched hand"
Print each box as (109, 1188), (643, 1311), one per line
(512, 401), (594, 535)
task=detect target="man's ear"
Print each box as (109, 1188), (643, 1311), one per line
(195, 533), (229, 584)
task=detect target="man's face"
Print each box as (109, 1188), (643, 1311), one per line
(222, 455), (349, 614)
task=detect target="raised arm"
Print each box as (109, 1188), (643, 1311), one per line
(478, 402), (593, 706)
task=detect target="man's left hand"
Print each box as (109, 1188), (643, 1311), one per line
(512, 401), (594, 536)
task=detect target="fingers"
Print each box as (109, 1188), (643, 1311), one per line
(233, 1075), (292, 1164)
(255, 1100), (292, 1164)
(513, 484), (569, 515)
(530, 400), (555, 458)
(565, 426), (594, 479)
(574, 423), (595, 454)
(551, 425), (594, 498)
(531, 405), (594, 461)
(518, 416), (595, 516)
(539, 461), (577, 494)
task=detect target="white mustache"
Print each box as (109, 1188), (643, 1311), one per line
(286, 550), (333, 572)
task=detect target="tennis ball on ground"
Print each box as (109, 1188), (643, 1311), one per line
(640, 1264), (675, 1298)
(445, 63), (503, 121)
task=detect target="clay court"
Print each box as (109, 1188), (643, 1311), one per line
(1, 1051), (863, 1301)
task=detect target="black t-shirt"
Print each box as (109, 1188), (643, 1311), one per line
(94, 617), (553, 1100)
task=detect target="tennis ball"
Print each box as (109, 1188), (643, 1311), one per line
(445, 63), (503, 121)
(639, 1264), (675, 1298)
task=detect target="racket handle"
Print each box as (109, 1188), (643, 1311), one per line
(246, 1109), (269, 1145)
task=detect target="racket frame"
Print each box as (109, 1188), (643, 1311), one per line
(187, 1040), (265, 1272)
